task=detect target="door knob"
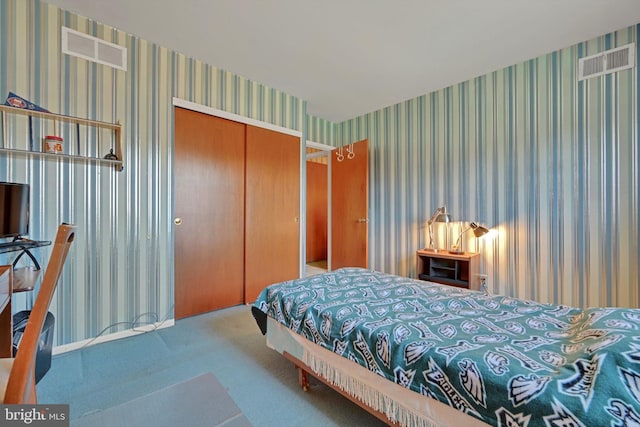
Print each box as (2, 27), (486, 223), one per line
(174, 218), (183, 225)
(357, 218), (369, 223)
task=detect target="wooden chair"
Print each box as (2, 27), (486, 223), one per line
(0, 224), (76, 404)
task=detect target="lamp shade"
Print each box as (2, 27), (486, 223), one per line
(434, 212), (452, 223)
(471, 223), (489, 238)
(450, 221), (490, 254)
(426, 205), (452, 251)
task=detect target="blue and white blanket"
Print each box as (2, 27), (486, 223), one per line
(253, 267), (640, 427)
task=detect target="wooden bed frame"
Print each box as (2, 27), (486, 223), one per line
(283, 351), (403, 426)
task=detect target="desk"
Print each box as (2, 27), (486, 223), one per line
(0, 240), (51, 293)
(0, 266), (12, 357)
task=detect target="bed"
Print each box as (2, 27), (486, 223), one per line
(252, 267), (640, 427)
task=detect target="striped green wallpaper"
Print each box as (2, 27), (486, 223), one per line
(307, 114), (335, 146)
(0, 0), (306, 345)
(338, 25), (639, 309)
(0, 0), (637, 348)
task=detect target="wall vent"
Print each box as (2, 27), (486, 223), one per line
(578, 43), (634, 80)
(62, 27), (127, 71)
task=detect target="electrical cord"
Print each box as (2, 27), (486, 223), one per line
(78, 304), (175, 350)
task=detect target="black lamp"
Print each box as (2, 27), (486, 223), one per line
(449, 222), (489, 254)
(426, 205), (452, 252)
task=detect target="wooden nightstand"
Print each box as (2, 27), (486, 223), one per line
(416, 250), (480, 290)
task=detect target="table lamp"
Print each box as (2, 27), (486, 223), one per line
(426, 205), (452, 252)
(449, 222), (489, 254)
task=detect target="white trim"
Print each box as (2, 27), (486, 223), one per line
(305, 140), (332, 272)
(306, 140), (335, 151)
(327, 155), (332, 271)
(52, 319), (175, 355)
(172, 98), (302, 137)
(300, 141), (306, 278)
(306, 150), (328, 160)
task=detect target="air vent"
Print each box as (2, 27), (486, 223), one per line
(62, 27), (127, 71)
(578, 43), (634, 80)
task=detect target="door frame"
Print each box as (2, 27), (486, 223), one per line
(172, 98), (306, 279)
(305, 141), (336, 271)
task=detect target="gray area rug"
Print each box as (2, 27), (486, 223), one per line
(71, 372), (252, 427)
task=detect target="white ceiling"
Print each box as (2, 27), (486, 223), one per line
(44, 0), (640, 122)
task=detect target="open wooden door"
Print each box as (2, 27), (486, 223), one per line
(331, 139), (368, 269)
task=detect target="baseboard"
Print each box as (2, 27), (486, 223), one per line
(52, 319), (175, 355)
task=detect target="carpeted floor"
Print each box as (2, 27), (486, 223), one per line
(38, 305), (387, 427)
(306, 260), (328, 277)
(71, 372), (251, 427)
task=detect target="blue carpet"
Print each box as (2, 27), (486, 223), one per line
(71, 372), (251, 427)
(38, 305), (387, 426)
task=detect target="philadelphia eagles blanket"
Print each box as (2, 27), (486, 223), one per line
(252, 268), (640, 427)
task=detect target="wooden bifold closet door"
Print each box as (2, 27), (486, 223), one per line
(174, 107), (245, 319)
(174, 108), (300, 318)
(244, 125), (300, 302)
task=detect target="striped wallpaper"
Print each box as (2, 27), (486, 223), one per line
(0, 0), (306, 345)
(307, 114), (336, 147)
(0, 0), (638, 347)
(338, 25), (639, 309)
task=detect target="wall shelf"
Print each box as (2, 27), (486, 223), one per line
(0, 104), (123, 171)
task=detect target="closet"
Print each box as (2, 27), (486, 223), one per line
(173, 107), (300, 319)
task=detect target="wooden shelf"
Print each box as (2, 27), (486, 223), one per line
(416, 249), (480, 290)
(0, 104), (123, 171)
(0, 147), (123, 169)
